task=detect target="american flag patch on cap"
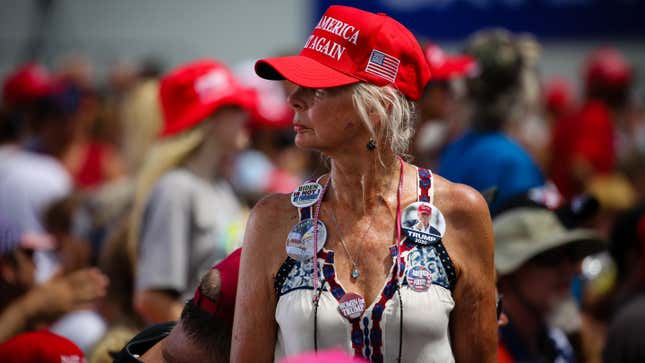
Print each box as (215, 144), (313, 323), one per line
(365, 49), (400, 83)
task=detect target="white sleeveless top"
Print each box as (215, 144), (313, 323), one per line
(274, 167), (456, 363)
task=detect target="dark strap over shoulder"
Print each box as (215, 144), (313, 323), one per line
(274, 257), (297, 299)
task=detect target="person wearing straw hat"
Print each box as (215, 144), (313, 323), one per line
(130, 60), (255, 324)
(232, 5), (497, 363)
(494, 205), (604, 363)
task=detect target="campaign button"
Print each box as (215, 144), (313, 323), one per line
(291, 182), (323, 208)
(285, 219), (327, 261)
(401, 201), (446, 245)
(406, 265), (432, 292)
(338, 292), (366, 320)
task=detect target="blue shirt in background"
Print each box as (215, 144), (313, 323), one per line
(439, 130), (545, 213)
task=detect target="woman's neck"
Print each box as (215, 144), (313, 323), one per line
(328, 150), (400, 216)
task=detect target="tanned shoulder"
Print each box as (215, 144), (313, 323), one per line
(432, 175), (494, 274)
(242, 193), (298, 272)
(435, 176), (491, 230)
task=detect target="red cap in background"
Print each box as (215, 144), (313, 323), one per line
(234, 60), (293, 130)
(159, 59), (256, 137)
(255, 5), (430, 101)
(423, 42), (477, 81)
(0, 330), (85, 363)
(584, 47), (632, 91)
(2, 63), (54, 107)
(544, 77), (575, 116)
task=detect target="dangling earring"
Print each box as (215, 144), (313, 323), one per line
(366, 138), (376, 151)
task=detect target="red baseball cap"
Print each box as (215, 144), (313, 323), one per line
(2, 63), (54, 107)
(159, 59), (256, 137)
(544, 77), (574, 115)
(192, 248), (241, 324)
(255, 5), (430, 101)
(0, 330), (85, 363)
(584, 47), (632, 91)
(418, 204), (432, 215)
(423, 43), (477, 81)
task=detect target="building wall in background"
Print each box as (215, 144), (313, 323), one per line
(0, 0), (309, 81)
(0, 0), (643, 99)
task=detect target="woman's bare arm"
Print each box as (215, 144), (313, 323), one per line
(441, 182), (498, 362)
(231, 194), (294, 363)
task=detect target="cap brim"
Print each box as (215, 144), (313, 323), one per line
(159, 88), (257, 138)
(255, 56), (359, 89)
(496, 229), (605, 275)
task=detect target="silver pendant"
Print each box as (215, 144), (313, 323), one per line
(351, 266), (360, 279)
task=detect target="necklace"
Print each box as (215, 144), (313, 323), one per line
(329, 198), (373, 279)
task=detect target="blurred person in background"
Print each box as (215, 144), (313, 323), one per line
(543, 77), (577, 128)
(111, 248), (241, 363)
(494, 203), (605, 363)
(85, 66), (164, 338)
(40, 195), (113, 352)
(55, 56), (126, 191)
(84, 60), (164, 264)
(439, 29), (545, 213)
(549, 48), (634, 200)
(1, 63), (111, 352)
(233, 59), (315, 205)
(607, 202), (645, 315)
(0, 216), (108, 343)
(506, 34), (551, 172)
(117, 58), (165, 176)
(1, 63), (76, 283)
(413, 42), (476, 168)
(129, 59), (254, 324)
(602, 203), (645, 363)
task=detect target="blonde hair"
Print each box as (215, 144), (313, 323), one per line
(126, 124), (207, 267)
(119, 79), (163, 174)
(351, 83), (417, 162)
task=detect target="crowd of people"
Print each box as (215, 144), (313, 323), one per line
(0, 4), (644, 363)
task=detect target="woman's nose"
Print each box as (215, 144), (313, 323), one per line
(287, 86), (307, 111)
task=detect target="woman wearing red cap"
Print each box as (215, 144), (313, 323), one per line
(232, 5), (496, 363)
(129, 60), (254, 324)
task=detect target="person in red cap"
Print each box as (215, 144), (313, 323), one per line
(232, 5), (497, 363)
(412, 204), (436, 234)
(549, 47), (633, 200)
(129, 59), (255, 324)
(113, 248), (241, 363)
(0, 330), (85, 363)
(413, 42), (476, 167)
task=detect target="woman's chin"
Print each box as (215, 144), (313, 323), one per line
(294, 134), (318, 150)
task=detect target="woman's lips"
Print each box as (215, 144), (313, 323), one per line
(293, 124), (309, 133)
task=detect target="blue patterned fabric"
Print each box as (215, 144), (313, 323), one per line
(404, 246), (451, 290)
(279, 259), (325, 296)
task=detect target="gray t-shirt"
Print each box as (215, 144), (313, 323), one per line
(136, 169), (245, 300)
